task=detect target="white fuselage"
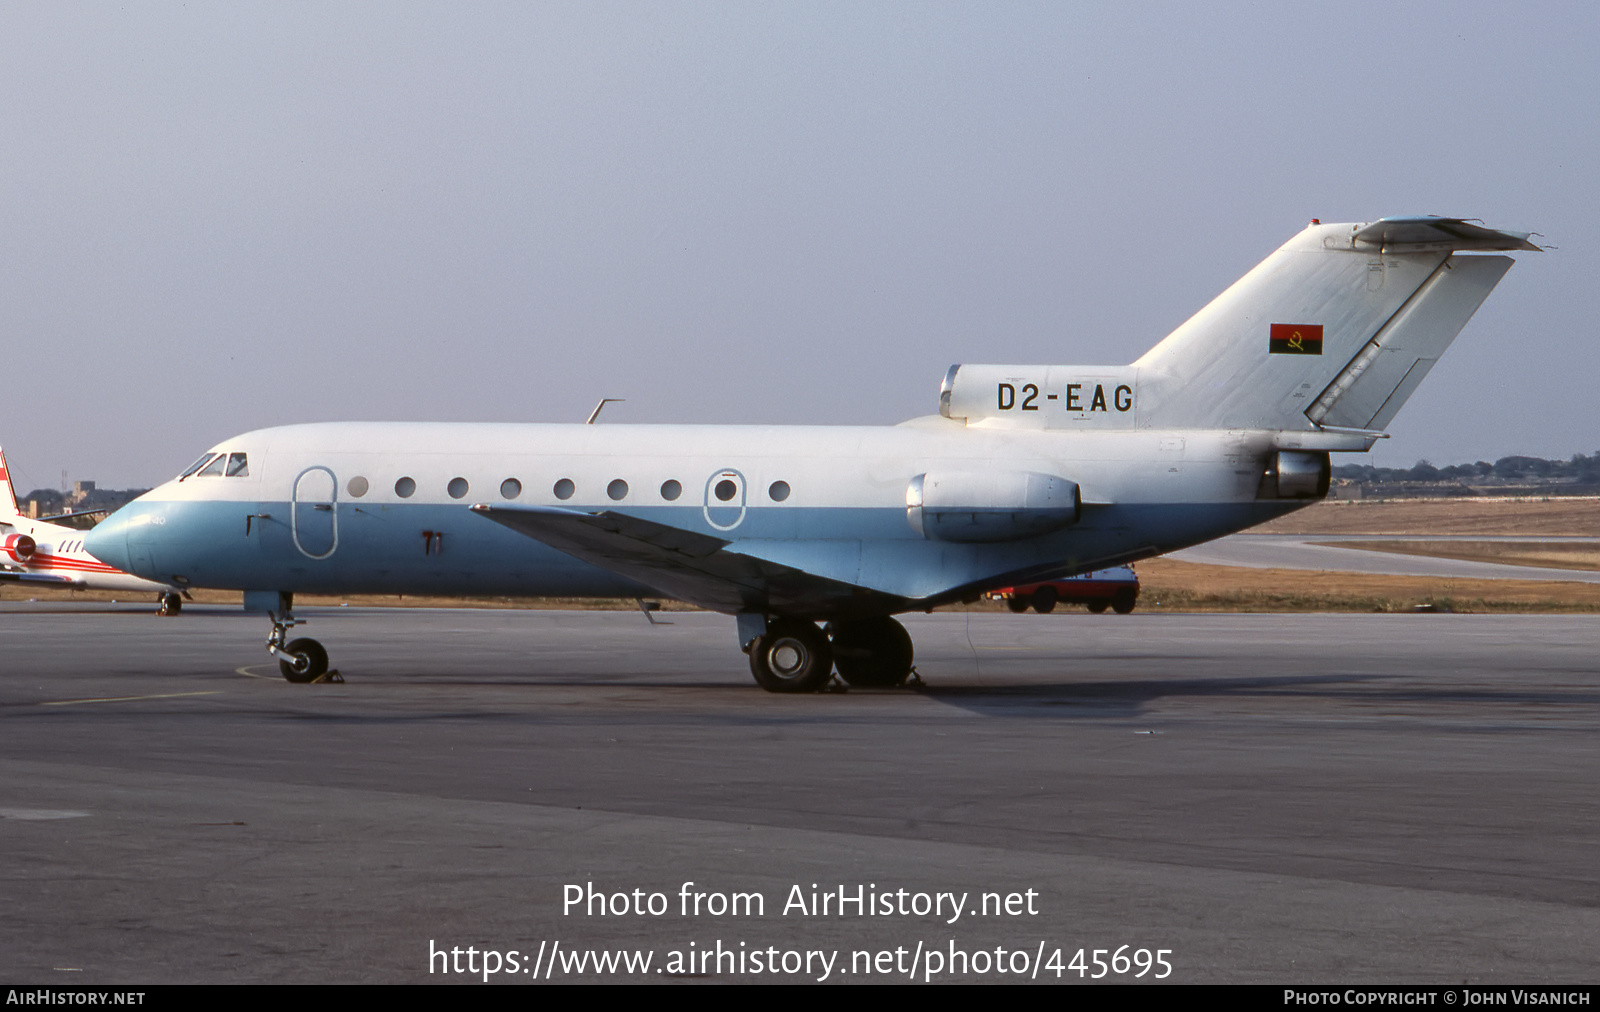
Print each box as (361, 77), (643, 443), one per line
(86, 417), (1298, 612)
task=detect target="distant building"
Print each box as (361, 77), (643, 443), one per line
(20, 485), (149, 526)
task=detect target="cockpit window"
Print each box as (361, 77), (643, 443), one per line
(179, 453), (218, 479)
(225, 452), (249, 477)
(196, 455), (228, 478)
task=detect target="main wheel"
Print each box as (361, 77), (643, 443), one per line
(279, 637), (329, 683)
(1086, 599), (1109, 614)
(158, 593), (183, 616)
(1032, 585), (1058, 614)
(749, 620), (833, 693)
(828, 616), (914, 688)
(1111, 589), (1138, 614)
(1005, 595), (1029, 614)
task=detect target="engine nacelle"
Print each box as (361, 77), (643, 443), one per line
(1259, 450), (1330, 500)
(907, 470), (1081, 543)
(3, 533), (38, 564)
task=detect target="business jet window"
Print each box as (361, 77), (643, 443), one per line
(347, 476), (369, 497)
(660, 479), (682, 501)
(768, 480), (790, 502)
(553, 478), (575, 500)
(607, 479), (628, 501)
(195, 455), (228, 478)
(500, 478), (521, 500)
(225, 453), (249, 477)
(395, 476), (417, 498)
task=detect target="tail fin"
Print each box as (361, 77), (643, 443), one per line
(0, 447), (20, 517)
(1132, 216), (1538, 433)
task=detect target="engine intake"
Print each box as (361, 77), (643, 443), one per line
(3, 533), (38, 564)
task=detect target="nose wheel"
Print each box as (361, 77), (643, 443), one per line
(266, 610), (338, 683)
(277, 637), (329, 683)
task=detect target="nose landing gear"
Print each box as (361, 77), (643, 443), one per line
(265, 608), (339, 683)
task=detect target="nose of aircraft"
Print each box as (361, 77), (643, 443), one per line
(84, 505), (142, 575)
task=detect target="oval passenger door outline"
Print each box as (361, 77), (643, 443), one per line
(702, 469), (747, 531)
(291, 466), (339, 559)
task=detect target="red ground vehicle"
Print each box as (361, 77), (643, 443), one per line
(988, 566), (1140, 615)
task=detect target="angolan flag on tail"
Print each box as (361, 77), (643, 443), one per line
(1270, 323), (1323, 355)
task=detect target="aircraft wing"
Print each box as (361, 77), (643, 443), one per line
(470, 504), (901, 618)
(0, 569), (82, 587)
(36, 508), (109, 526)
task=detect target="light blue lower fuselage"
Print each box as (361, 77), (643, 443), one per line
(86, 419), (1304, 614)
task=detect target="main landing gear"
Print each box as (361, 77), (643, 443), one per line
(157, 592), (185, 616)
(745, 614), (915, 693)
(265, 607), (338, 683)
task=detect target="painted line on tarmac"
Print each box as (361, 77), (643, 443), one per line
(41, 691), (222, 706)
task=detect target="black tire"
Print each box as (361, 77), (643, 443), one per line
(1032, 585), (1057, 614)
(1111, 589), (1138, 614)
(1005, 595), (1029, 614)
(1086, 599), (1109, 614)
(828, 616), (914, 688)
(279, 637), (329, 683)
(749, 620), (833, 693)
(158, 593), (183, 616)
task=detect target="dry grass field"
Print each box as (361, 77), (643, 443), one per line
(1127, 557), (1600, 614)
(6, 499), (1599, 614)
(1255, 496), (1600, 536)
(1133, 497), (1600, 612)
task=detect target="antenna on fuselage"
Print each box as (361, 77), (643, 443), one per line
(585, 398), (625, 424)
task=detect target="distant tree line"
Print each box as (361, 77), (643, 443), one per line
(1333, 452), (1600, 485)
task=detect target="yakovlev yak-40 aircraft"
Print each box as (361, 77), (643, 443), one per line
(86, 216), (1539, 690)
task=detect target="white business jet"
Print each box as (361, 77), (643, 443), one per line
(0, 447), (185, 613)
(85, 216), (1539, 688)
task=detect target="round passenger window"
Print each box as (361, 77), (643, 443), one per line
(347, 476), (369, 498)
(607, 479), (628, 501)
(660, 479), (682, 501)
(500, 478), (522, 500)
(553, 478), (575, 500)
(447, 477), (469, 499)
(768, 480), (790, 502)
(715, 479), (737, 502)
(395, 477), (416, 498)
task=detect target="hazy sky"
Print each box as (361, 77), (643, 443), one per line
(1, 2), (1593, 490)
